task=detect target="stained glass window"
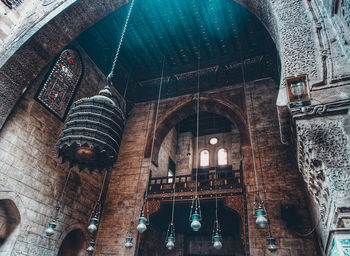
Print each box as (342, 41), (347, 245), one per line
(200, 150), (209, 167)
(218, 148), (228, 166)
(36, 49), (83, 120)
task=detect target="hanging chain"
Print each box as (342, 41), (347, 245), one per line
(195, 32), (201, 197)
(240, 54), (261, 200)
(130, 101), (153, 233)
(89, 170), (108, 220)
(53, 168), (72, 220)
(109, 0), (135, 78)
(171, 173), (177, 224)
(146, 55), (166, 201)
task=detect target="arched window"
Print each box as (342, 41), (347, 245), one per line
(36, 49), (83, 120)
(200, 150), (209, 167)
(218, 148), (228, 166)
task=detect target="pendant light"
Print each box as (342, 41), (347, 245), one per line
(212, 194), (223, 250)
(45, 168), (72, 236)
(255, 195), (268, 228)
(86, 241), (95, 254)
(137, 199), (149, 233)
(267, 237), (277, 252)
(189, 27), (202, 232)
(136, 55), (166, 233)
(87, 170), (108, 234)
(166, 175), (177, 250)
(241, 53), (277, 252)
(166, 223), (176, 250)
(56, 0), (136, 172)
(125, 235), (133, 249)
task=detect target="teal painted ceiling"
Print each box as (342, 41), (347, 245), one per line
(77, 0), (278, 101)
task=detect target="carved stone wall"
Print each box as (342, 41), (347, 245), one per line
(296, 114), (350, 247)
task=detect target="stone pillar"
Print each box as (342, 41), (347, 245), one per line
(295, 113), (350, 250)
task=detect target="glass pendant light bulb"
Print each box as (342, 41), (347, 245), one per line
(267, 237), (277, 252)
(88, 217), (99, 233)
(213, 234), (222, 250)
(125, 236), (133, 249)
(255, 206), (267, 228)
(190, 213), (201, 231)
(166, 235), (175, 250)
(45, 221), (56, 236)
(86, 241), (95, 254)
(137, 216), (147, 233)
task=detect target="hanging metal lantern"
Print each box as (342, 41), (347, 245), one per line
(137, 216), (148, 233)
(285, 74), (311, 108)
(56, 86), (125, 172)
(255, 203), (268, 228)
(125, 236), (133, 249)
(86, 241), (95, 254)
(267, 237), (278, 252)
(212, 219), (223, 250)
(45, 220), (56, 236)
(165, 223), (175, 250)
(88, 216), (99, 234)
(189, 197), (202, 231)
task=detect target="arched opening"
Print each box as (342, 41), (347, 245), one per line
(57, 229), (86, 256)
(0, 199), (21, 250)
(139, 200), (245, 255)
(144, 97), (248, 166)
(217, 148), (228, 166)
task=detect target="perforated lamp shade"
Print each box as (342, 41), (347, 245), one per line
(56, 86), (125, 172)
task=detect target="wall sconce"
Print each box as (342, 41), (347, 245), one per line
(285, 75), (311, 108)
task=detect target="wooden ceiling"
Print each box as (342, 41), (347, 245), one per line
(77, 0), (278, 102)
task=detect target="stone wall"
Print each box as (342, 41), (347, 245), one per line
(295, 114), (350, 249)
(242, 79), (318, 256)
(0, 43), (108, 255)
(175, 132), (193, 176)
(153, 128), (177, 177)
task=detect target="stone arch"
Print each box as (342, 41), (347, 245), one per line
(0, 191), (25, 255)
(57, 227), (87, 256)
(0, 0), (323, 132)
(144, 96), (249, 165)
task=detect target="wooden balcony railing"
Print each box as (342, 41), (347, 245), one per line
(148, 164), (243, 195)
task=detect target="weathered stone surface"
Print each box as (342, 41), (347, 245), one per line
(296, 114), (350, 246)
(0, 43), (107, 255)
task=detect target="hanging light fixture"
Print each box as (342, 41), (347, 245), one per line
(87, 170), (108, 234)
(189, 196), (202, 231)
(166, 170), (177, 250)
(255, 200), (268, 228)
(45, 169), (72, 236)
(137, 199), (149, 233)
(212, 194), (223, 250)
(136, 53), (166, 234)
(125, 235), (133, 249)
(45, 219), (56, 237)
(56, 0), (136, 172)
(241, 54), (278, 251)
(267, 237), (278, 252)
(165, 222), (176, 250)
(86, 241), (95, 254)
(189, 26), (202, 232)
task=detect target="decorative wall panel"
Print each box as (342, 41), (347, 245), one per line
(36, 49), (83, 120)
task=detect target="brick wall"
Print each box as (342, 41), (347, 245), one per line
(0, 43), (107, 255)
(243, 79), (317, 255)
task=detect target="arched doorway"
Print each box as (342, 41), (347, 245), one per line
(0, 199), (21, 251)
(139, 200), (245, 256)
(57, 229), (86, 256)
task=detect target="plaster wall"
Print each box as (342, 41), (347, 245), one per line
(0, 44), (107, 255)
